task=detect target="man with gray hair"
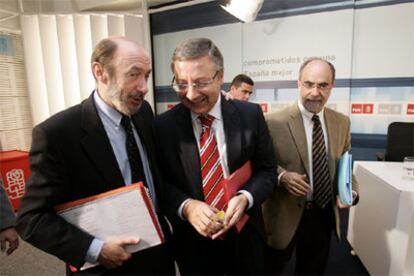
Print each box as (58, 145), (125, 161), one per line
(153, 37), (277, 275)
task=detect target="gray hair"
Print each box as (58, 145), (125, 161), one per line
(171, 38), (224, 73)
(299, 57), (336, 82)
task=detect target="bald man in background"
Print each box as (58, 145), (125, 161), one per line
(263, 58), (359, 275)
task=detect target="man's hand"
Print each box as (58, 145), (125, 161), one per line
(337, 191), (358, 209)
(212, 194), (248, 239)
(280, 172), (310, 197)
(0, 227), (19, 255)
(183, 199), (224, 238)
(97, 238), (139, 269)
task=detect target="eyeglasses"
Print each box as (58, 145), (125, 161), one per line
(171, 71), (219, 93)
(301, 81), (331, 91)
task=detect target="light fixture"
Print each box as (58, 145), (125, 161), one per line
(221, 0), (264, 23)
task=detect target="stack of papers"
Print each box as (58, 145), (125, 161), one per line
(55, 183), (164, 271)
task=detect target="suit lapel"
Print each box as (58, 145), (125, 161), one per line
(176, 105), (204, 199)
(80, 95), (124, 190)
(288, 105), (310, 177)
(221, 98), (242, 173)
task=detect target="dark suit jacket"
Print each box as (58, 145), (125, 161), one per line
(153, 96), (277, 274)
(16, 93), (173, 274)
(1, 179), (16, 230)
(262, 104), (359, 250)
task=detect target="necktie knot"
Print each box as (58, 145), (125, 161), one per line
(312, 114), (320, 125)
(121, 115), (132, 133)
(199, 115), (215, 128)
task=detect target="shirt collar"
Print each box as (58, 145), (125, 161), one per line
(297, 99), (325, 123)
(94, 90), (123, 127)
(191, 94), (223, 124)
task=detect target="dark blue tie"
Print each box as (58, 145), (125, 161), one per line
(120, 115), (145, 185)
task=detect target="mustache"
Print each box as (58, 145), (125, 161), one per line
(128, 91), (144, 99)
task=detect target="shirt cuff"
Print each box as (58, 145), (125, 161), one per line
(85, 238), (104, 264)
(178, 198), (191, 219)
(237, 190), (253, 209)
(278, 170), (286, 186)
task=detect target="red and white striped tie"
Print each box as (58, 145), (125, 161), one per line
(199, 115), (226, 209)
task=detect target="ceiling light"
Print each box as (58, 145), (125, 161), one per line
(221, 0), (264, 23)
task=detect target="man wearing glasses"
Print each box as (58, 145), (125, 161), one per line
(262, 58), (359, 275)
(153, 38), (277, 275)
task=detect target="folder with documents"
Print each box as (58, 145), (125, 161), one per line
(223, 160), (252, 232)
(337, 151), (353, 205)
(55, 182), (164, 271)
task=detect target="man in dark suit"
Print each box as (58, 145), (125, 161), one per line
(0, 179), (19, 256)
(153, 38), (277, 275)
(16, 36), (174, 275)
(262, 58), (359, 275)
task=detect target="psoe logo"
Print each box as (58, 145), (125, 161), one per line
(407, 104), (414, 115)
(5, 169), (26, 199)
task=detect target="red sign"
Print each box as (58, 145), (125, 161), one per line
(352, 103), (374, 114)
(0, 150), (31, 211)
(260, 103), (268, 113)
(407, 104), (414, 115)
(363, 104), (374, 114)
(351, 104), (362, 114)
(167, 104), (176, 110)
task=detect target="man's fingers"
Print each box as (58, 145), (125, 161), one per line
(211, 226), (229, 240)
(288, 184), (308, 196)
(118, 238), (140, 247)
(6, 247), (15, 256)
(8, 239), (19, 255)
(227, 210), (242, 227)
(187, 201), (224, 237)
(0, 240), (5, 253)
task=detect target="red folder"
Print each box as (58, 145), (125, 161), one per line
(55, 182), (164, 272)
(223, 160), (252, 233)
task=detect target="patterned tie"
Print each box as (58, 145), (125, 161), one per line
(120, 115), (146, 185)
(199, 115), (226, 209)
(312, 114), (332, 208)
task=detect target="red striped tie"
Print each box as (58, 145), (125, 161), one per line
(199, 115), (226, 209)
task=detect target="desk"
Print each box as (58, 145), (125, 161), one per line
(348, 161), (414, 276)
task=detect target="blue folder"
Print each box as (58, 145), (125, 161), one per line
(337, 151), (353, 205)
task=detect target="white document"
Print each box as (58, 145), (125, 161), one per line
(56, 183), (163, 271)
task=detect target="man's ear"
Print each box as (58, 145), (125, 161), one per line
(92, 62), (108, 84)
